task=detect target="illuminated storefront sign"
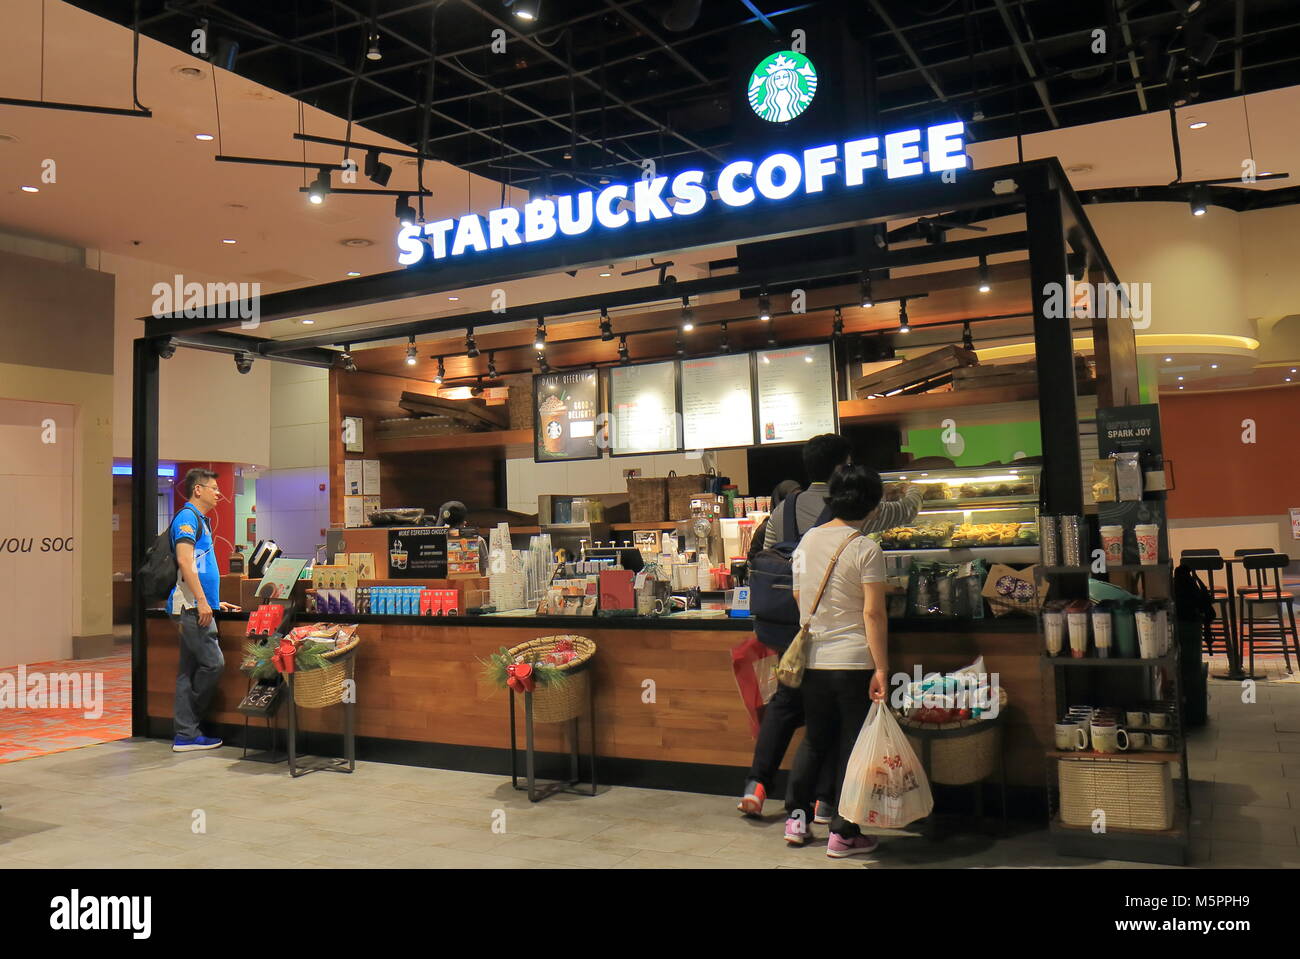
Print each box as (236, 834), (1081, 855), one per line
(396, 122), (966, 266)
(747, 51), (818, 122)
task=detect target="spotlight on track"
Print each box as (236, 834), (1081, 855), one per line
(680, 297), (694, 331)
(1189, 184), (1208, 217)
(898, 299), (910, 334)
(534, 317), (547, 351)
(962, 320), (974, 351)
(758, 289), (771, 322)
(405, 336), (418, 366)
(832, 307), (844, 338)
(395, 193), (416, 226)
(860, 273), (874, 308)
(977, 255), (991, 293)
(487, 351), (498, 378)
(155, 336), (177, 360)
(307, 168), (330, 204)
(617, 335), (630, 365)
(434, 357), (445, 384)
(536, 351), (550, 373)
(339, 345), (357, 372)
(366, 29), (382, 62)
(234, 351), (253, 374)
(366, 149), (392, 187)
(465, 328), (479, 358)
(599, 307), (614, 341)
(719, 320), (730, 353)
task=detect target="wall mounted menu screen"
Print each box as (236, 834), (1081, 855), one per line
(681, 353), (755, 450)
(608, 361), (680, 455)
(534, 369), (601, 462)
(756, 343), (837, 444)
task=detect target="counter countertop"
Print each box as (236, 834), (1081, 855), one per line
(143, 608), (1037, 633)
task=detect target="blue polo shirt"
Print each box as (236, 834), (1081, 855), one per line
(168, 504), (220, 613)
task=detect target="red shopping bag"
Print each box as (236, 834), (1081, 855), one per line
(730, 635), (779, 738)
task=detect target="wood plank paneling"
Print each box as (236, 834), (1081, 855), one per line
(147, 617), (1047, 783)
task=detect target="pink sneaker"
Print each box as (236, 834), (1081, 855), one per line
(827, 833), (879, 859)
(784, 817), (812, 846)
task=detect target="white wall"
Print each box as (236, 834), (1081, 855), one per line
(253, 363), (329, 559)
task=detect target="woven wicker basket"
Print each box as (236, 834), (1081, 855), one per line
(899, 688), (1007, 785)
(666, 472), (709, 521)
(1058, 759), (1174, 830)
(627, 476), (668, 523)
(293, 630), (361, 709)
(508, 635), (596, 723)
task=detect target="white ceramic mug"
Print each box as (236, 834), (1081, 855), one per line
(1128, 731), (1150, 750)
(1125, 710), (1148, 727)
(1091, 723), (1130, 753)
(1055, 721), (1089, 751)
(1151, 733), (1173, 750)
(1148, 712), (1170, 729)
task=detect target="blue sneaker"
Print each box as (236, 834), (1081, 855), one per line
(173, 736), (223, 752)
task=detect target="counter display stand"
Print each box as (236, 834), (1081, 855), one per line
(237, 600), (294, 765)
(286, 629), (360, 778)
(505, 635), (598, 802)
(1039, 562), (1191, 866)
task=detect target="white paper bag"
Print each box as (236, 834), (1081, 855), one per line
(838, 702), (934, 830)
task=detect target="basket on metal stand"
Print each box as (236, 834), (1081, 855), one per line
(506, 635), (598, 801)
(287, 630), (361, 777)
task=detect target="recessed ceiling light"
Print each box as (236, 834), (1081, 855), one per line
(346, 271), (361, 277)
(1178, 385), (1185, 389)
(221, 238), (236, 244)
(300, 319), (315, 325)
(1189, 121), (1208, 130)
(195, 133), (214, 141)
(1210, 363), (1219, 369)
(1177, 375), (1184, 380)
(1164, 356), (1173, 362)
(172, 65), (205, 80)
(340, 238), (374, 247)
(1287, 377), (1294, 383)
(20, 185), (38, 193)
(448, 296), (460, 301)
(1291, 368), (1297, 373)
(599, 271), (612, 277)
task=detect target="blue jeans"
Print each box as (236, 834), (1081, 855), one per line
(173, 609), (224, 740)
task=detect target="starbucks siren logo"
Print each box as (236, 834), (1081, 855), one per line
(747, 51), (818, 123)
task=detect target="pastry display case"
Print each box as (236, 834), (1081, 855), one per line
(873, 466), (1042, 563)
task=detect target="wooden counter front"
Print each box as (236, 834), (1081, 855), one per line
(143, 614), (1047, 788)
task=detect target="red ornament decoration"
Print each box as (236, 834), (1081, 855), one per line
(505, 662), (536, 693)
(272, 638), (299, 674)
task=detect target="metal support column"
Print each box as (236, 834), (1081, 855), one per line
(130, 337), (160, 738)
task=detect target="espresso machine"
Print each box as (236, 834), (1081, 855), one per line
(675, 495), (724, 565)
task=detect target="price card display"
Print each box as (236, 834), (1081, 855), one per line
(535, 369), (602, 462)
(681, 353), (755, 450)
(609, 361), (680, 454)
(755, 343), (837, 444)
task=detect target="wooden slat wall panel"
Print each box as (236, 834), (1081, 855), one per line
(146, 619), (1045, 783)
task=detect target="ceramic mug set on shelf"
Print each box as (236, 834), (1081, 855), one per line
(1054, 705), (1175, 753)
(1042, 599), (1170, 659)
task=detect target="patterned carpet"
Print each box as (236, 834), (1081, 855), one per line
(0, 654), (131, 763)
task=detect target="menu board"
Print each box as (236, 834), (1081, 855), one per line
(387, 527), (446, 578)
(681, 353), (755, 450)
(608, 361), (680, 455)
(534, 369), (601, 462)
(755, 343), (837, 444)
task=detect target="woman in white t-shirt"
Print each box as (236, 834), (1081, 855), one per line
(785, 465), (889, 859)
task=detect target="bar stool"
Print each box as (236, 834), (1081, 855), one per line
(1235, 548), (1275, 596)
(1240, 553), (1300, 676)
(1179, 552), (1232, 657)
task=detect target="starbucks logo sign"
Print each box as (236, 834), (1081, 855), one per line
(747, 51), (818, 123)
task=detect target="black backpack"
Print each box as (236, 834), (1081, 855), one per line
(137, 504), (204, 604)
(748, 491), (831, 654)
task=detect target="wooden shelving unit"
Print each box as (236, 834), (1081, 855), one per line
(375, 428), (532, 455)
(609, 521), (679, 531)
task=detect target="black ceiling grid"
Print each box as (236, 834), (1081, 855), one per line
(64, 0), (1300, 193)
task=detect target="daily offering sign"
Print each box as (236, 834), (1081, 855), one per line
(395, 122), (967, 266)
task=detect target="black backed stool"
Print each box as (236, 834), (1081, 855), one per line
(1180, 552), (1232, 658)
(1240, 553), (1299, 676)
(1235, 548), (1275, 596)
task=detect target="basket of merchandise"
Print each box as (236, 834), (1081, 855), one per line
(242, 624), (361, 709)
(483, 635), (596, 723)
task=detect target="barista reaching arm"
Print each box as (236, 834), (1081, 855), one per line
(858, 483), (924, 534)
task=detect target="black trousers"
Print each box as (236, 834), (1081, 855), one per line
(787, 669), (872, 838)
(746, 682), (834, 802)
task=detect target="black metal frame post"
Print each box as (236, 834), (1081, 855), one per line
(130, 338), (160, 738)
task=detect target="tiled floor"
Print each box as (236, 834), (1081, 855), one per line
(0, 655), (1296, 868)
(0, 655), (131, 763)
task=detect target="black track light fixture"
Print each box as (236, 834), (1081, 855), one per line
(860, 273), (874, 308)
(898, 299), (910, 334)
(487, 351), (498, 378)
(599, 307), (614, 341)
(1189, 184), (1208, 217)
(339, 344), (357, 372)
(471, 376), (485, 396)
(680, 296), (694, 331)
(962, 320), (974, 351)
(766, 319), (777, 347)
(155, 336), (177, 360)
(832, 306), (844, 338)
(366, 29), (382, 61)
(617, 334), (630, 365)
(405, 336), (418, 366)
(395, 193), (416, 226)
(534, 317), (547, 351)
(675, 331), (686, 356)
(510, 0), (542, 22)
(234, 351), (254, 374)
(365, 149), (392, 187)
(977, 255), (991, 293)
(536, 351), (550, 374)
(719, 320), (730, 353)
(758, 287), (771, 321)
(465, 328), (479, 358)
(434, 357), (445, 384)
(307, 168), (330, 205)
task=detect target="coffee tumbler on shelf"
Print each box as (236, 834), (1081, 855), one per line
(1043, 608), (1065, 656)
(1067, 603), (1090, 658)
(1092, 603), (1113, 657)
(1058, 515), (1085, 568)
(1039, 515), (1060, 566)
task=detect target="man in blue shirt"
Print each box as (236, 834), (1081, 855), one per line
(170, 468), (240, 751)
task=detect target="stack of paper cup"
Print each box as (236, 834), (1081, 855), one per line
(1067, 606), (1090, 658)
(1135, 523), (1159, 566)
(1092, 605), (1113, 657)
(1043, 609), (1065, 656)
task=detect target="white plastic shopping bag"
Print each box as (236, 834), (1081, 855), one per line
(838, 702), (934, 830)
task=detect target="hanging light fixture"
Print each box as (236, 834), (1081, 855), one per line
(471, 376), (485, 396)
(617, 334), (630, 364)
(366, 29), (382, 61)
(307, 168), (330, 205)
(766, 317), (777, 347)
(512, 0), (542, 21)
(405, 335), (418, 366)
(758, 286), (771, 321)
(832, 306), (844, 338)
(394, 193), (416, 225)
(962, 320), (974, 351)
(537, 351), (550, 373)
(675, 331), (686, 356)
(434, 357), (445, 384)
(977, 255), (991, 293)
(680, 296), (694, 331)
(533, 317), (547, 351)
(487, 351), (498, 378)
(719, 321), (730, 353)
(599, 307), (614, 341)
(1189, 184), (1208, 217)
(465, 327), (479, 358)
(860, 273), (874, 308)
(898, 299), (910, 333)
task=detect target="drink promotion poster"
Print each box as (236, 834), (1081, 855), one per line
(681, 353), (755, 450)
(609, 361), (680, 455)
(387, 528), (447, 578)
(534, 369), (602, 462)
(258, 558), (308, 599)
(755, 343), (837, 444)
(1096, 404), (1167, 565)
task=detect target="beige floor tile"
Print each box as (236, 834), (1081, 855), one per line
(486, 835), (636, 867)
(1210, 839), (1300, 868)
(583, 822), (731, 856)
(1191, 818), (1297, 845)
(1212, 782), (1292, 807)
